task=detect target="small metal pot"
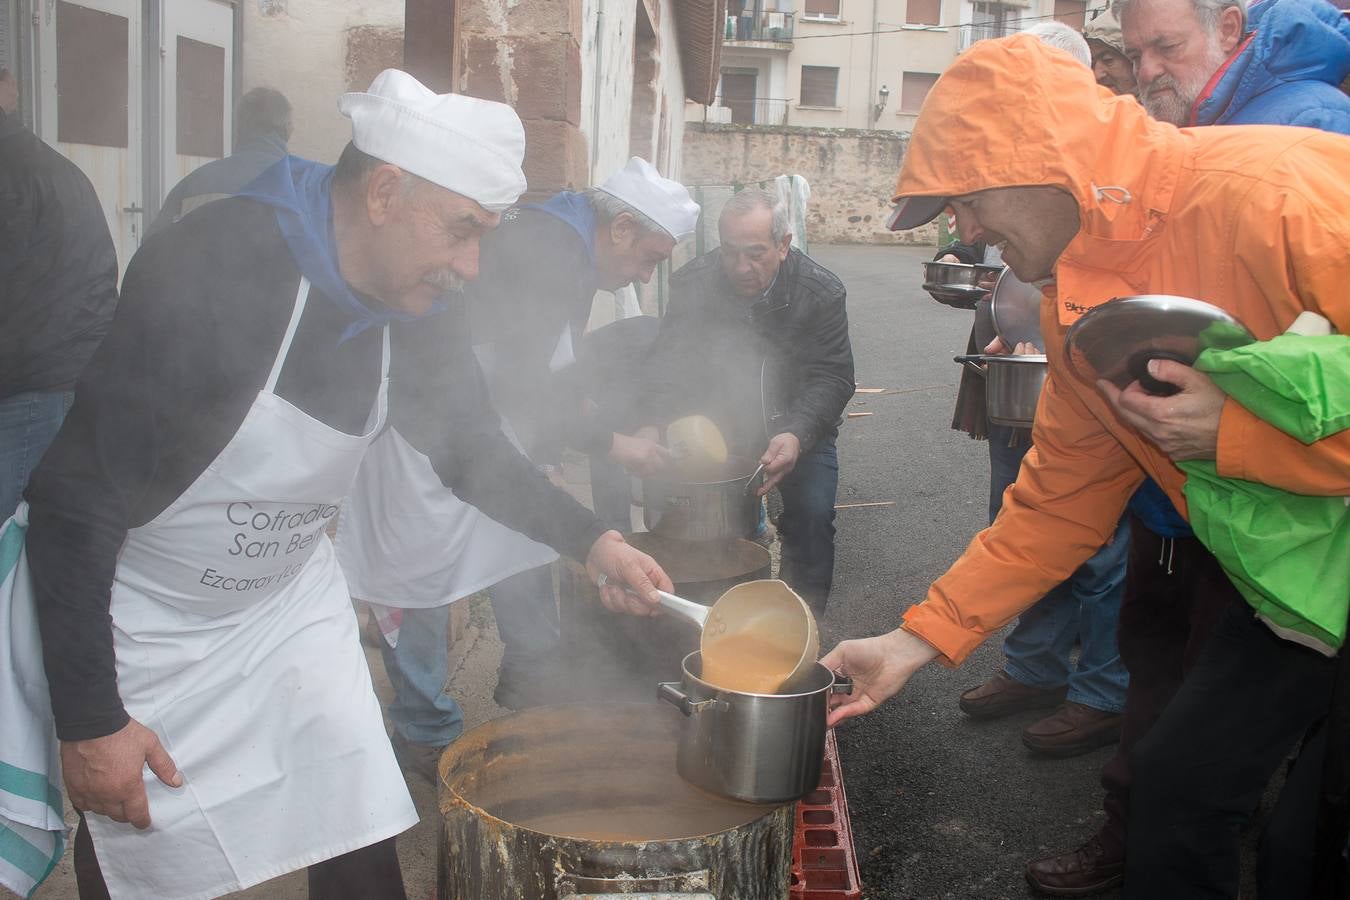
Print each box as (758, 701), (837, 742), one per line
(954, 353), (1048, 428)
(658, 651), (852, 804)
(641, 456), (764, 542)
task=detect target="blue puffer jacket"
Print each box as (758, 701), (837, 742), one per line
(1191, 0), (1350, 130)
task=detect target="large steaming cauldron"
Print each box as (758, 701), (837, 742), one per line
(438, 704), (794, 899)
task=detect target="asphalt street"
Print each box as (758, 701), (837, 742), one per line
(808, 243), (1122, 900)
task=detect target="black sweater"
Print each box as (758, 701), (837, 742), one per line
(24, 197), (606, 741)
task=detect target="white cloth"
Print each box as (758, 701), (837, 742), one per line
(334, 426), (558, 615)
(596, 157), (701, 240)
(85, 279), (415, 899)
(339, 69), (526, 211)
(0, 505), (67, 898)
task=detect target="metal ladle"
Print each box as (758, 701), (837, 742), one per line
(602, 577), (819, 693)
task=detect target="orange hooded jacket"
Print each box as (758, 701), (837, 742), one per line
(893, 36), (1350, 665)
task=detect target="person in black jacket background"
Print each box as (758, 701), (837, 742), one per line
(636, 189), (854, 616)
(0, 67), (118, 517)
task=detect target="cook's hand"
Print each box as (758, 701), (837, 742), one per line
(937, 254), (961, 264)
(586, 530), (673, 617)
(820, 628), (940, 727)
(609, 432), (672, 477)
(757, 432), (801, 495)
(1097, 359), (1224, 461)
(982, 336), (1041, 356)
(62, 719), (183, 830)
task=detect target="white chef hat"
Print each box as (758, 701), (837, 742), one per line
(595, 157), (700, 241)
(338, 69), (527, 211)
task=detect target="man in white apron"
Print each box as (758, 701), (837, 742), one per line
(18, 69), (670, 900)
(336, 160), (700, 761)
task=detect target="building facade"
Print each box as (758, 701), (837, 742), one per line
(2, 0), (720, 276)
(699, 0), (1087, 132)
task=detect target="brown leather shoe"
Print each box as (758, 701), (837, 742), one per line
(1021, 701), (1122, 758)
(1025, 835), (1124, 897)
(958, 671), (1067, 720)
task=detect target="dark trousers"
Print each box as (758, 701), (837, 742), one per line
(1123, 596), (1335, 897)
(775, 437), (838, 619)
(74, 815), (407, 900)
(1098, 519), (1234, 857)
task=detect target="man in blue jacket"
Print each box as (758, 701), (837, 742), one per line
(1024, 0), (1350, 895)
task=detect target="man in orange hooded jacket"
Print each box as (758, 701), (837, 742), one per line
(823, 35), (1348, 898)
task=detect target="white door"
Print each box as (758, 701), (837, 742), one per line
(159, 0), (234, 204)
(35, 0), (142, 275)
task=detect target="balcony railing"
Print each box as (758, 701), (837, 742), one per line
(725, 11), (795, 44)
(709, 96), (792, 126)
(957, 21), (1024, 52)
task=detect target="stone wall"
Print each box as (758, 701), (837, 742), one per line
(681, 122), (939, 246)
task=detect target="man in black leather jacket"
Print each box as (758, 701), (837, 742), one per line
(0, 70), (118, 517)
(635, 189), (853, 616)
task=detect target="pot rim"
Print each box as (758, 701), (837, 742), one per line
(680, 650), (836, 699)
(977, 353), (1047, 366)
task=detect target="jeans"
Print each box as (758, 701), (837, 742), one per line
(776, 437), (838, 618)
(487, 563), (561, 677)
(1125, 598), (1336, 898)
(378, 604), (465, 747)
(0, 390), (73, 518)
(989, 423), (1130, 713)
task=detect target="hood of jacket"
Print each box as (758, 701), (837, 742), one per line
(894, 35), (1186, 302)
(1193, 0), (1350, 128)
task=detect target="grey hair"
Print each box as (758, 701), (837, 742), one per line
(1024, 21), (1092, 67)
(720, 189), (790, 243)
(1112, 0), (1247, 34)
(583, 188), (672, 239)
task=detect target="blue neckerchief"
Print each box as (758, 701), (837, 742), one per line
(236, 155), (442, 344)
(525, 191), (596, 265)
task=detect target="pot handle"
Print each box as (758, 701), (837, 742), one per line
(658, 682), (723, 716)
(658, 682), (695, 717)
(831, 672), (855, 695)
(953, 354), (988, 377)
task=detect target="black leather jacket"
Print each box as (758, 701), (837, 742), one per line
(637, 247), (853, 456)
(0, 111), (118, 398)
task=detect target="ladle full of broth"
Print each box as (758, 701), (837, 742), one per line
(609, 578), (819, 693)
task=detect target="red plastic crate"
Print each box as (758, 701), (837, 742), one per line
(790, 729), (863, 899)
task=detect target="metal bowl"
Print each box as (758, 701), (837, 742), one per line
(921, 261), (1004, 310)
(1064, 295), (1254, 395)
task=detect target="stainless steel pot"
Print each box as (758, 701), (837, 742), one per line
(954, 353), (1048, 428)
(659, 651), (852, 804)
(641, 456), (764, 542)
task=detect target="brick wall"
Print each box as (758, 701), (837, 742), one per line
(681, 122), (939, 246)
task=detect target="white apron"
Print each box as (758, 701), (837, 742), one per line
(87, 279), (416, 900)
(334, 425), (557, 611)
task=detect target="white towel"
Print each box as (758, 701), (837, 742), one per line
(0, 504), (67, 898)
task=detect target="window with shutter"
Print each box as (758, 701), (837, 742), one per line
(907, 0), (942, 26)
(800, 66), (839, 107)
(900, 71), (939, 113)
(803, 0), (842, 19)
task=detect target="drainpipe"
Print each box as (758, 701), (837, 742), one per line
(867, 0), (879, 128)
(589, 0), (604, 181)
